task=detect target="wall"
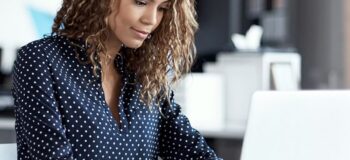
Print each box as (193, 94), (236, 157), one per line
(294, 0), (345, 89)
(344, 0), (350, 88)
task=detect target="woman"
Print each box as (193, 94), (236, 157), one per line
(12, 0), (222, 159)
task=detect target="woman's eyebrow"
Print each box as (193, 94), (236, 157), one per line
(150, 0), (170, 4)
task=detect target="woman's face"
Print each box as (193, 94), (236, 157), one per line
(108, 0), (170, 49)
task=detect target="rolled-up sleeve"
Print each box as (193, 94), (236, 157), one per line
(158, 91), (222, 160)
(12, 42), (74, 159)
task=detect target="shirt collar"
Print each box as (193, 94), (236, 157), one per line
(64, 36), (135, 83)
(114, 53), (127, 76)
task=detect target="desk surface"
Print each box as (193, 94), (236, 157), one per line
(0, 107), (246, 139)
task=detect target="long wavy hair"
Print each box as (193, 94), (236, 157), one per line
(52, 0), (198, 107)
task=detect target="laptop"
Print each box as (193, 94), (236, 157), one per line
(241, 90), (350, 160)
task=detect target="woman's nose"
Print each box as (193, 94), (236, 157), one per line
(140, 7), (158, 26)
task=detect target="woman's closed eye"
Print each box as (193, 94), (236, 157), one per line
(158, 6), (170, 12)
(134, 0), (170, 12)
(158, 2), (170, 12)
(135, 0), (147, 6)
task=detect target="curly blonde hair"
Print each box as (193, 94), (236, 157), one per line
(52, 0), (198, 107)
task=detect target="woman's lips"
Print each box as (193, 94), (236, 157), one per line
(131, 27), (149, 39)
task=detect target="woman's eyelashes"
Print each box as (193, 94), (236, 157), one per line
(135, 0), (147, 6)
(134, 0), (170, 12)
(158, 5), (170, 12)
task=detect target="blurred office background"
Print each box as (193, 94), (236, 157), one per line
(0, 0), (61, 148)
(1, 0), (350, 159)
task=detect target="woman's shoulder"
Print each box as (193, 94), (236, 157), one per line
(20, 35), (72, 53)
(18, 35), (84, 62)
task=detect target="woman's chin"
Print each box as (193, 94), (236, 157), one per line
(123, 40), (144, 49)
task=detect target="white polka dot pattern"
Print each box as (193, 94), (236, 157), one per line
(12, 36), (222, 159)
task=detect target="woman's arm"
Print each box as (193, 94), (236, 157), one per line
(158, 91), (222, 160)
(12, 41), (74, 159)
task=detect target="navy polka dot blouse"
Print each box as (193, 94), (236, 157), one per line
(12, 36), (222, 160)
